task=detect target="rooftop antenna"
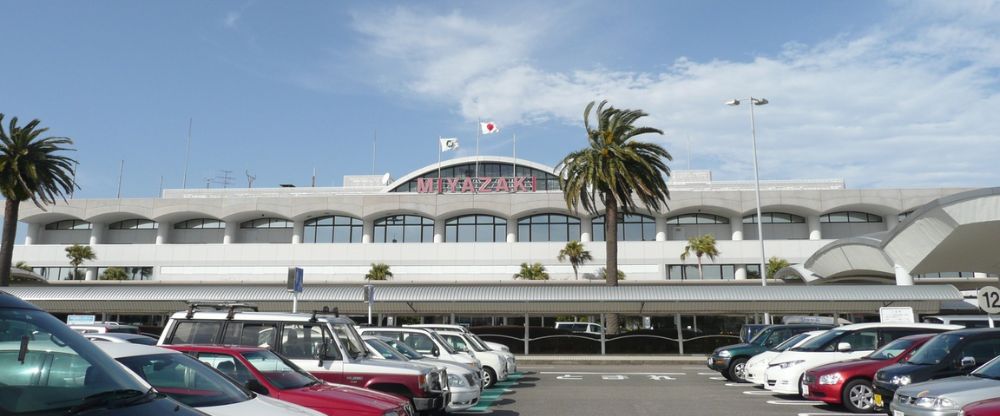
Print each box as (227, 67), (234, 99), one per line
(687, 135), (691, 170)
(213, 170), (235, 189)
(159, 175), (164, 196)
(182, 118), (192, 189)
(371, 129), (377, 175)
(245, 170), (256, 189)
(116, 160), (125, 199)
(204, 177), (212, 189)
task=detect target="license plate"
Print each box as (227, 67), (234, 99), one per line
(893, 411), (903, 416)
(801, 384), (809, 396)
(873, 393), (883, 407)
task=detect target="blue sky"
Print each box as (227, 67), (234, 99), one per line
(1, 0), (998, 201)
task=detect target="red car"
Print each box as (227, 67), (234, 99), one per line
(166, 345), (415, 416)
(802, 334), (933, 413)
(963, 398), (1000, 416)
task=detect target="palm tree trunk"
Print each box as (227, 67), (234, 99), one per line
(697, 255), (703, 279)
(0, 200), (19, 286)
(604, 199), (621, 335)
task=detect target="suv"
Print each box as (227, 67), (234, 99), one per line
(158, 306), (449, 414)
(872, 328), (1000, 412)
(554, 322), (604, 335)
(436, 330), (509, 388)
(405, 324), (511, 353)
(357, 327), (482, 372)
(709, 324), (833, 381)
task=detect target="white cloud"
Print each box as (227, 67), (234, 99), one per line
(223, 11), (241, 29)
(351, 2), (1000, 188)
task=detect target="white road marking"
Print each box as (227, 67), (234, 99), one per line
(797, 413), (858, 416)
(742, 390), (778, 396)
(648, 375), (676, 381)
(725, 382), (749, 387)
(698, 372), (719, 375)
(766, 400), (825, 405)
(539, 371), (685, 375)
(555, 374), (583, 380)
(709, 376), (727, 380)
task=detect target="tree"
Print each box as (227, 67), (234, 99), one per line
(557, 241), (592, 280)
(767, 256), (791, 279)
(596, 267), (626, 280)
(100, 267), (129, 281)
(64, 244), (96, 280)
(558, 100), (672, 333)
(0, 114), (77, 286)
(13, 261), (32, 272)
(681, 234), (720, 279)
(365, 262), (393, 281)
(513, 262), (549, 280)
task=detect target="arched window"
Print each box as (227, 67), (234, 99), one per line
(742, 213), (806, 224)
(304, 216), (363, 243)
(445, 215), (507, 242)
(517, 214), (580, 242)
(666, 214), (730, 224)
(819, 211), (883, 223)
(240, 218), (293, 229)
(173, 218), (225, 229)
(109, 219), (158, 230)
(374, 215), (433, 243)
(44, 220), (92, 230)
(593, 214), (656, 241)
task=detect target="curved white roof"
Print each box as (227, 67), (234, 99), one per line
(385, 156), (558, 193)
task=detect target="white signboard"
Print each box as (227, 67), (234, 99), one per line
(67, 314), (96, 325)
(879, 307), (915, 324)
(978, 286), (1000, 314)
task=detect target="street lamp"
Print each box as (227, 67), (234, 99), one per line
(727, 97), (770, 324)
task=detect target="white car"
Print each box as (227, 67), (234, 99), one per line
(358, 326), (483, 371)
(763, 323), (961, 395)
(364, 336), (482, 412)
(437, 330), (509, 387)
(745, 330), (826, 385)
(84, 332), (158, 345)
(405, 324), (511, 353)
(93, 342), (324, 416)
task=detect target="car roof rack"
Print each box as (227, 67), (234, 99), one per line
(309, 306), (339, 323)
(185, 302), (259, 319)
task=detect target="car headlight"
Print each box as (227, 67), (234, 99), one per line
(448, 373), (468, 387)
(914, 396), (957, 410)
(772, 360), (805, 369)
(890, 375), (911, 386)
(818, 373), (843, 385)
(717, 350), (732, 358)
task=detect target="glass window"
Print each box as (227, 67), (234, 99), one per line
(304, 216), (362, 243)
(401, 332), (438, 354)
(44, 219), (92, 230)
(170, 321), (222, 344)
(196, 353), (255, 385)
(743, 212), (806, 224)
(221, 323), (277, 349)
(240, 218), (292, 229)
(593, 214), (656, 241)
(109, 219), (158, 230)
(116, 353), (251, 408)
(281, 324), (328, 359)
(389, 161), (561, 192)
(173, 218), (225, 229)
(517, 214), (580, 242)
(445, 215), (507, 242)
(820, 211), (884, 223)
(374, 215), (433, 243)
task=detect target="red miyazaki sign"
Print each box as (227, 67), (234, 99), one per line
(416, 177), (538, 193)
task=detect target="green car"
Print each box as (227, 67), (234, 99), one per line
(708, 324), (832, 381)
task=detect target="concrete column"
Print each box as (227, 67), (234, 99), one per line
(580, 216), (592, 242)
(731, 216), (744, 241)
(89, 222), (105, 245)
(808, 215), (822, 240)
(735, 265), (747, 280)
(894, 264), (914, 286)
(507, 216), (517, 243)
(362, 218), (374, 244)
(156, 221), (170, 244)
(433, 220), (444, 243)
(292, 219), (304, 244)
(24, 223), (41, 245)
(655, 216), (667, 242)
(223, 221), (238, 244)
(85, 267), (97, 281)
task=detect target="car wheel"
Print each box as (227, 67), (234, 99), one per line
(727, 358), (749, 382)
(842, 379), (875, 413)
(483, 367), (497, 388)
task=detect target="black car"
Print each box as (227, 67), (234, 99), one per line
(872, 328), (1000, 412)
(0, 291), (208, 416)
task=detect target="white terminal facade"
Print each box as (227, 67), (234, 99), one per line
(11, 156), (988, 284)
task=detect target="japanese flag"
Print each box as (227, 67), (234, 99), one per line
(480, 121), (500, 135)
(440, 138), (460, 152)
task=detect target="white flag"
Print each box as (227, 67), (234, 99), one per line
(440, 138), (459, 152)
(480, 121), (500, 135)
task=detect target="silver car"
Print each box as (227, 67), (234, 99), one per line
(891, 355), (1000, 416)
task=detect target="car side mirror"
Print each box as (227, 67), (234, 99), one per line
(837, 342), (852, 352)
(431, 345), (440, 357)
(246, 379), (269, 396)
(961, 356), (976, 369)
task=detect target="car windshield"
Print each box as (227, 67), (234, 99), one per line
(0, 307), (151, 416)
(462, 334), (488, 352)
(331, 323), (367, 359)
(792, 329), (847, 352)
(366, 339), (408, 360)
(430, 332), (458, 354)
(772, 333), (809, 352)
(117, 353), (250, 408)
(129, 337), (158, 346)
(241, 350), (320, 389)
(383, 338), (425, 360)
(972, 356), (1000, 380)
(868, 337), (918, 360)
(748, 328), (775, 346)
(469, 333), (493, 349)
(908, 333), (965, 365)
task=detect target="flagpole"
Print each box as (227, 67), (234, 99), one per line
(437, 137), (443, 194)
(512, 133), (517, 181)
(475, 118), (481, 180)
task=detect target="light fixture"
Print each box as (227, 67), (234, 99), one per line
(725, 99), (740, 106)
(752, 98), (768, 106)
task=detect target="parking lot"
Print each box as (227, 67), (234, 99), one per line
(458, 365), (861, 416)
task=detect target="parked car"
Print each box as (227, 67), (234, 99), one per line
(93, 342), (324, 416)
(0, 291), (206, 416)
(740, 324), (770, 343)
(159, 306), (449, 415)
(872, 328), (1000, 413)
(763, 323), (961, 396)
(436, 329), (509, 388)
(922, 315), (997, 328)
(405, 324), (511, 353)
(802, 333), (934, 412)
(746, 330), (827, 386)
(709, 324), (833, 381)
(364, 336), (481, 412)
(890, 355), (1000, 416)
(168, 344), (415, 416)
(554, 321), (604, 335)
(357, 327), (482, 372)
(85, 332), (158, 345)
(962, 397), (1000, 416)
(377, 335), (484, 390)
(69, 321), (141, 334)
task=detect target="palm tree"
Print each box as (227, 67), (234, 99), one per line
(365, 262), (393, 281)
(596, 267), (626, 280)
(557, 241), (592, 280)
(681, 234), (720, 279)
(64, 244), (96, 280)
(14, 261), (32, 272)
(100, 267), (129, 281)
(0, 114), (77, 286)
(766, 256), (791, 279)
(559, 100), (672, 333)
(513, 262), (549, 280)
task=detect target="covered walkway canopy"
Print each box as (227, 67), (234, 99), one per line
(3, 282), (963, 315)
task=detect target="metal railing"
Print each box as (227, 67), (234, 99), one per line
(478, 332), (740, 355)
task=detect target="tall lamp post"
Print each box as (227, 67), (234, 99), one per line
(726, 97), (770, 324)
